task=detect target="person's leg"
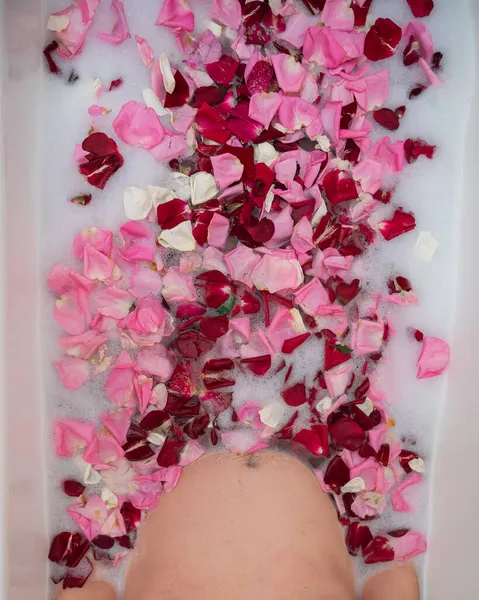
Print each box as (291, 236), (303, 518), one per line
(56, 580), (117, 599)
(362, 563), (420, 600)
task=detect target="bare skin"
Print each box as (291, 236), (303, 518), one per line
(56, 451), (420, 600)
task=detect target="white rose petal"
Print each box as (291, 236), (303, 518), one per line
(312, 198), (328, 227)
(357, 398), (374, 416)
(341, 476), (366, 494)
(101, 487), (119, 509)
(171, 173), (191, 201)
(190, 172), (218, 206)
(207, 21), (223, 37)
(315, 396), (333, 414)
(315, 135), (331, 152)
(264, 187), (275, 213)
(142, 87), (168, 117)
(254, 142), (278, 166)
(158, 220), (196, 252)
(259, 403), (283, 428)
(415, 231), (438, 262)
(409, 458), (425, 473)
(184, 66), (214, 87)
(47, 14), (70, 32)
(92, 78), (103, 96)
(291, 308), (307, 334)
(148, 185), (175, 208)
(83, 463), (101, 485)
(148, 431), (167, 446)
(124, 186), (152, 221)
(159, 54), (176, 93)
(152, 383), (168, 409)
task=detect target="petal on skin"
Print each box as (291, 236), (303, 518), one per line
(135, 35), (154, 67)
(293, 278), (330, 315)
(157, 221), (197, 252)
(250, 254), (304, 293)
(59, 331), (107, 359)
(55, 419), (95, 457)
(129, 266), (163, 298)
(55, 358), (90, 390)
(207, 213), (230, 249)
(271, 54), (307, 93)
(68, 496), (109, 540)
(389, 531), (427, 561)
(73, 228), (112, 259)
(190, 172), (219, 206)
(249, 92), (282, 128)
(156, 0), (194, 32)
(225, 245), (261, 288)
(95, 287), (135, 319)
(97, 0), (130, 45)
(350, 319), (385, 356)
(83, 245), (116, 281)
(321, 0), (355, 31)
(391, 473), (423, 512)
(162, 266), (197, 302)
(130, 475), (163, 510)
(210, 153), (244, 190)
(416, 336), (450, 379)
(346, 71), (389, 112)
(101, 408), (133, 445)
(136, 345), (177, 381)
(211, 0), (242, 30)
(325, 361), (353, 398)
(113, 101), (165, 149)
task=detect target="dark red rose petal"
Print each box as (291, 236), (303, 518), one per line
(176, 331), (215, 359)
(203, 358), (235, 373)
(324, 456), (350, 494)
(246, 60), (275, 95)
(92, 534), (115, 550)
(109, 78), (123, 90)
(363, 536), (395, 564)
(335, 279), (360, 305)
(118, 534), (133, 549)
(324, 340), (352, 371)
(238, 290), (261, 315)
(206, 55), (240, 86)
(79, 132), (123, 190)
(282, 382), (308, 407)
(62, 480), (85, 498)
(164, 70), (190, 108)
(121, 502), (142, 533)
(409, 84), (427, 99)
(379, 209), (416, 241)
(195, 102), (230, 144)
(49, 532), (73, 563)
(351, 0), (373, 27)
(346, 523), (374, 556)
(165, 394), (200, 418)
(364, 18), (402, 61)
(406, 0), (434, 18)
(241, 354), (271, 376)
(432, 51), (443, 70)
(388, 275), (413, 294)
(44, 40), (62, 74)
(399, 449), (421, 473)
(403, 36), (421, 66)
(71, 194), (92, 206)
(157, 437), (186, 467)
(203, 376), (235, 390)
(323, 169), (358, 206)
(190, 86), (226, 108)
(65, 533), (90, 569)
(184, 413), (210, 439)
(123, 439), (155, 462)
(198, 315), (229, 340)
(139, 410), (170, 431)
(329, 417), (366, 450)
(388, 528), (410, 538)
(404, 138), (436, 163)
(63, 557), (93, 590)
(373, 108), (400, 131)
(282, 333), (311, 354)
(293, 425), (330, 457)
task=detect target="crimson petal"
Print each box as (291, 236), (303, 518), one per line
(157, 437), (186, 467)
(404, 138), (436, 163)
(351, 0), (373, 27)
(198, 316), (229, 340)
(63, 557), (93, 590)
(190, 86), (226, 108)
(184, 413), (210, 439)
(79, 132), (124, 190)
(123, 439), (155, 462)
(241, 354), (271, 376)
(203, 358), (235, 373)
(373, 108), (400, 131)
(176, 331), (215, 359)
(239, 290), (261, 314)
(92, 534), (115, 550)
(364, 18), (402, 61)
(164, 70), (190, 108)
(323, 169), (358, 206)
(139, 410), (170, 430)
(363, 536), (394, 564)
(378, 209), (416, 241)
(329, 417), (366, 450)
(324, 456), (350, 493)
(121, 502), (142, 532)
(346, 523), (373, 556)
(157, 198), (191, 229)
(44, 40), (62, 74)
(406, 0), (434, 18)
(65, 533), (90, 569)
(282, 382), (308, 407)
(62, 480), (85, 497)
(246, 60), (275, 95)
(282, 333), (311, 354)
(49, 532), (73, 563)
(335, 279), (360, 305)
(399, 449), (421, 473)
(206, 55), (239, 86)
(293, 425), (329, 457)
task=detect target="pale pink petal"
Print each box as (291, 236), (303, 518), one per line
(237, 401), (264, 430)
(162, 266), (197, 302)
(134, 374), (153, 414)
(156, 0), (194, 32)
(278, 96), (321, 132)
(264, 206), (294, 249)
(210, 153), (244, 190)
(105, 367), (137, 408)
(277, 13), (315, 48)
(135, 35), (154, 67)
(55, 419), (95, 457)
(88, 103), (108, 116)
(390, 532), (427, 561)
(231, 34), (255, 61)
(221, 429), (269, 454)
(59, 330), (107, 359)
(73, 228), (112, 259)
(97, 0), (130, 45)
(67, 496), (108, 540)
(207, 213), (230, 249)
(417, 336), (450, 379)
(225, 245), (261, 288)
(55, 288), (92, 335)
(250, 254), (304, 293)
(291, 216), (314, 254)
(149, 130), (190, 162)
(303, 27), (365, 69)
(101, 509), (127, 538)
(101, 408), (133, 445)
(231, 317), (251, 343)
(351, 491), (386, 518)
(47, 264), (94, 295)
(83, 431), (125, 465)
(267, 307), (306, 353)
(136, 345), (177, 381)
(240, 329), (273, 359)
(370, 136), (405, 174)
(83, 245), (115, 281)
(321, 0), (354, 31)
(152, 466), (182, 491)
(321, 101), (342, 146)
(325, 361), (353, 397)
(120, 297), (168, 334)
(249, 92), (282, 129)
(271, 54), (307, 93)
(95, 287), (135, 319)
(351, 319), (384, 356)
(293, 278), (330, 315)
(346, 71), (389, 112)
(130, 475), (163, 510)
(307, 248), (353, 280)
(211, 0), (242, 30)
(418, 57), (441, 86)
(391, 473), (423, 512)
(179, 440), (206, 466)
(274, 157), (297, 186)
(315, 305), (348, 336)
(352, 158), (383, 194)
(54, 358), (89, 390)
(113, 101), (165, 149)
(129, 266), (163, 298)
(49, 0), (100, 59)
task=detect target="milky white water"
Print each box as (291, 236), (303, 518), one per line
(40, 0), (475, 596)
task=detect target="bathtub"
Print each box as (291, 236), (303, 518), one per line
(1, 0), (478, 598)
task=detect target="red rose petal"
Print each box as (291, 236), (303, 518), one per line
(190, 86), (226, 108)
(241, 354), (272, 376)
(323, 169), (358, 206)
(378, 209), (416, 241)
(373, 108), (400, 131)
(246, 60), (275, 95)
(346, 523), (373, 556)
(62, 480), (85, 498)
(109, 78), (123, 90)
(238, 290), (261, 315)
(123, 439), (155, 462)
(324, 340), (352, 371)
(196, 102), (230, 144)
(406, 0), (434, 18)
(44, 40), (62, 74)
(184, 413), (210, 439)
(293, 425), (330, 457)
(198, 315), (229, 340)
(203, 376), (235, 390)
(409, 84), (427, 99)
(388, 528), (410, 538)
(92, 534), (115, 550)
(139, 410), (170, 430)
(282, 382), (308, 407)
(432, 51), (443, 70)
(157, 437), (186, 467)
(206, 55), (239, 86)
(399, 449), (421, 473)
(351, 0), (373, 27)
(121, 502), (142, 533)
(49, 532), (73, 563)
(176, 331), (215, 359)
(282, 333), (311, 354)
(363, 536), (395, 564)
(65, 533), (90, 569)
(165, 395), (200, 418)
(324, 456), (350, 493)
(404, 138), (436, 163)
(63, 557), (93, 590)
(203, 358), (235, 373)
(364, 18), (402, 61)
(329, 417), (366, 450)
(164, 70), (190, 108)
(157, 198), (191, 230)
(79, 132), (124, 190)
(403, 36), (421, 67)
(335, 279), (360, 305)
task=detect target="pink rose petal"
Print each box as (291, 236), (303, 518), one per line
(156, 0), (194, 32)
(55, 358), (90, 390)
(416, 336), (450, 379)
(97, 0), (130, 46)
(113, 101), (165, 149)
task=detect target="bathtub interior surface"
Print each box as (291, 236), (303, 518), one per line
(1, 1), (478, 599)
